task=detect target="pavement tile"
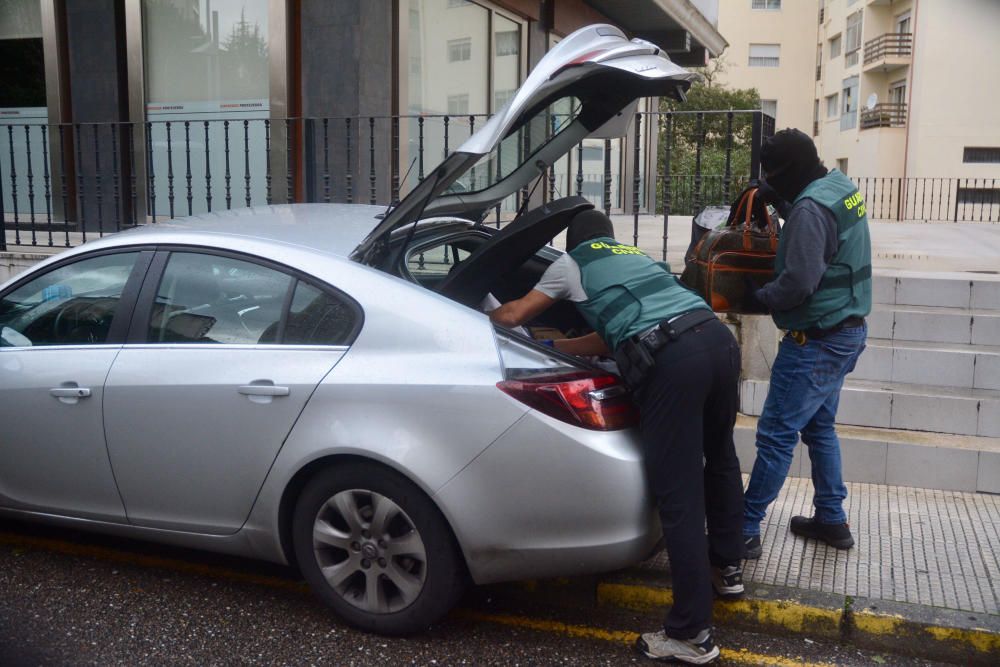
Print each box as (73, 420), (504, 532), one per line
(647, 476), (1000, 616)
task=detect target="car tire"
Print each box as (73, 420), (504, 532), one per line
(292, 462), (466, 635)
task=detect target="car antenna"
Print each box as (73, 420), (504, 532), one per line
(376, 157), (417, 220)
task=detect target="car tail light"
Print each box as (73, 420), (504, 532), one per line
(497, 371), (638, 431)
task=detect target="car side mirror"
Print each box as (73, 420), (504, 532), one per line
(1, 326), (32, 347)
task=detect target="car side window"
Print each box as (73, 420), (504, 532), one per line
(0, 252), (139, 347)
(148, 252), (292, 345)
(406, 242), (473, 285)
(281, 280), (357, 346)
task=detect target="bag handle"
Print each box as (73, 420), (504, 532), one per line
(741, 188), (778, 252)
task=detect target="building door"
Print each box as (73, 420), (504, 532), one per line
(0, 0), (48, 225)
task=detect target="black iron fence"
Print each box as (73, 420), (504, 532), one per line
(0, 110), (775, 252)
(4, 110), (995, 254)
(856, 176), (1000, 223)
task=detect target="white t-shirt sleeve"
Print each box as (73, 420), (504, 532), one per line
(533, 253), (587, 302)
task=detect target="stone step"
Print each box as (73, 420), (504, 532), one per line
(740, 378), (1000, 437)
(873, 270), (1000, 309)
(868, 303), (1000, 346)
(851, 338), (1000, 390)
(733, 414), (1000, 493)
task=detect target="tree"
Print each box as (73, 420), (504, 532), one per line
(655, 61), (762, 214)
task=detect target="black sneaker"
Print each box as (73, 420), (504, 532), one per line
(744, 534), (762, 559)
(789, 515), (855, 549)
(711, 564), (744, 599)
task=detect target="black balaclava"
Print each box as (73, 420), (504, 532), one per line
(566, 209), (616, 251)
(760, 128), (829, 203)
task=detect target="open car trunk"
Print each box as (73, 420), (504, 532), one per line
(353, 24), (698, 340)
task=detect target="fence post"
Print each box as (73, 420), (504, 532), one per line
(632, 112), (642, 246)
(896, 178), (903, 221)
(750, 110), (764, 180)
(603, 138), (612, 216)
(661, 113), (672, 262)
(693, 113), (704, 214)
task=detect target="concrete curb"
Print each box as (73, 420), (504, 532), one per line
(502, 569), (1000, 665)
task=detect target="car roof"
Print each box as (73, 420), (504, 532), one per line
(111, 203), (387, 257)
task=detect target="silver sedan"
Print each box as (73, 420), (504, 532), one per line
(0, 24), (697, 634)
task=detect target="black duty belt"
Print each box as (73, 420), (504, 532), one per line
(633, 309), (719, 356)
(789, 315), (866, 344)
(614, 309), (718, 390)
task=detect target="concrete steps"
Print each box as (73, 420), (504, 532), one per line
(733, 415), (1000, 494)
(739, 270), (1000, 491)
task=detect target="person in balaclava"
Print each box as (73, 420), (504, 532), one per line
(742, 128), (872, 559)
(489, 209), (745, 664)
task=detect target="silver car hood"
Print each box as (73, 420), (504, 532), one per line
(352, 24), (698, 264)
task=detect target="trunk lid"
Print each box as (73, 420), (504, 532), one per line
(351, 24), (698, 266)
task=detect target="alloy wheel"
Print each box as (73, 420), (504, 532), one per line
(312, 489), (428, 614)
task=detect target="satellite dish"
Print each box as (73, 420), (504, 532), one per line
(865, 93), (878, 110)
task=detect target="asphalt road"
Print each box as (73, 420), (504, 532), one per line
(0, 519), (949, 667)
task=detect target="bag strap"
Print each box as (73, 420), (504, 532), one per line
(740, 188), (778, 252)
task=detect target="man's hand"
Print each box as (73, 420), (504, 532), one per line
(488, 289), (557, 328)
(743, 275), (769, 313)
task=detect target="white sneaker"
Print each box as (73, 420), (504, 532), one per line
(635, 628), (720, 664)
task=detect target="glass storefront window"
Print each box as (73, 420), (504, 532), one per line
(403, 0), (525, 207)
(0, 0), (48, 220)
(142, 0), (270, 217)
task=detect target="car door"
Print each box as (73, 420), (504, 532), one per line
(0, 249), (151, 520)
(103, 248), (361, 535)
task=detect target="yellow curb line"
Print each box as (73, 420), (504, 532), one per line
(599, 581), (1000, 656)
(853, 610), (1000, 655)
(598, 582), (841, 637)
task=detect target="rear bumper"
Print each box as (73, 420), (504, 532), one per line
(434, 411), (659, 585)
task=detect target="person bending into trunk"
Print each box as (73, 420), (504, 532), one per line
(489, 209), (744, 665)
(742, 129), (872, 560)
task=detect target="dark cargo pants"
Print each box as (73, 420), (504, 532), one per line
(635, 317), (745, 639)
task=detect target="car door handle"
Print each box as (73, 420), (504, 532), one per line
(237, 384), (290, 397)
(50, 387), (92, 398)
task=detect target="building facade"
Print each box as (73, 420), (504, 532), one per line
(0, 0), (725, 230)
(716, 0), (1000, 210)
(712, 0), (819, 132)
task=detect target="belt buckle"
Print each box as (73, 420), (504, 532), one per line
(789, 330), (807, 345)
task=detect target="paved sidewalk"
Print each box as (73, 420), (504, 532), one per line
(640, 476), (1000, 615)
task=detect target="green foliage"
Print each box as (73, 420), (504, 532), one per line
(654, 79), (763, 214)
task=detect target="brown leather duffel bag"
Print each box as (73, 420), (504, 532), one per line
(680, 187), (777, 314)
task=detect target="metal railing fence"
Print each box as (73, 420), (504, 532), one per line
(7, 111), (996, 255)
(1, 110), (775, 253)
(864, 32), (913, 65)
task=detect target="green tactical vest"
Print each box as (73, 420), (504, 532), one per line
(772, 169), (873, 331)
(569, 237), (710, 351)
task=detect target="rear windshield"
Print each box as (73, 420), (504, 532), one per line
(445, 96), (582, 196)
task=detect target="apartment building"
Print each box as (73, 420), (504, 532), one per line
(713, 0), (819, 132)
(717, 0), (1000, 198)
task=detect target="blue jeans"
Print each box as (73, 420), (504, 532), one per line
(743, 323), (867, 537)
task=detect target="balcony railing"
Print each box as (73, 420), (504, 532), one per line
(860, 102), (907, 129)
(864, 32), (912, 65)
